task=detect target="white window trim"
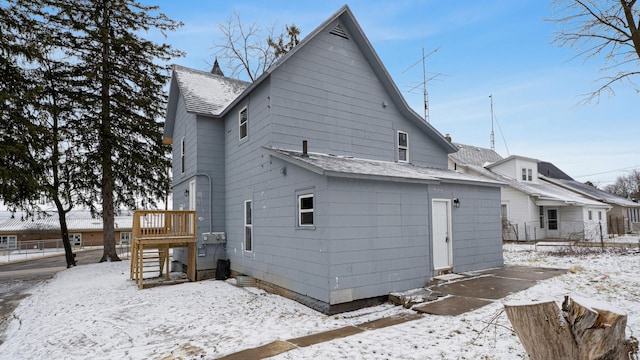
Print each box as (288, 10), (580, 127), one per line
(239, 106), (248, 141)
(244, 200), (253, 252)
(180, 136), (185, 174)
(0, 235), (17, 250)
(397, 130), (409, 163)
(298, 194), (314, 227)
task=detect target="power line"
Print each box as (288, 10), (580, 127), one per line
(574, 165), (640, 178)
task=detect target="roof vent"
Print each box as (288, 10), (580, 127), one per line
(329, 23), (349, 40)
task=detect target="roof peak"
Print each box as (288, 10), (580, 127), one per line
(210, 57), (224, 76)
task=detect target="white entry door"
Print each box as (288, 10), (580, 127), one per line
(432, 199), (452, 270)
(547, 208), (559, 238)
(188, 180), (196, 211)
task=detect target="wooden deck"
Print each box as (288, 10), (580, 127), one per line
(130, 210), (197, 289)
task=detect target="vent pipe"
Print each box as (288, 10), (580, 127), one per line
(302, 140), (308, 157)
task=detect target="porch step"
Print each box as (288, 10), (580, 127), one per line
(389, 288), (444, 308)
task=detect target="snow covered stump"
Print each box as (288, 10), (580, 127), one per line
(504, 296), (638, 360)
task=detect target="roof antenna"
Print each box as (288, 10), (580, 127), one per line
(489, 94), (495, 151)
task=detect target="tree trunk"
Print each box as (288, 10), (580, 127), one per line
(98, 0), (120, 263)
(504, 300), (578, 359)
(505, 296), (638, 360)
(54, 199), (76, 268)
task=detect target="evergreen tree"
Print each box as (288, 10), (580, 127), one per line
(1, 0), (182, 264)
(41, 0), (183, 262)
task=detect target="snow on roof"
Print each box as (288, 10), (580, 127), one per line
(173, 65), (249, 116)
(266, 148), (503, 186)
(542, 176), (640, 208)
(467, 165), (609, 208)
(449, 142), (503, 167)
(0, 216), (132, 233)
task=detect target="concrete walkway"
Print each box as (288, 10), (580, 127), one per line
(218, 313), (424, 360)
(218, 265), (565, 359)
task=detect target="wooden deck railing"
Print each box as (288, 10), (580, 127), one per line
(130, 210), (197, 289)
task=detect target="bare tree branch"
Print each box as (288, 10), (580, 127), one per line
(212, 13), (299, 82)
(550, 0), (640, 102)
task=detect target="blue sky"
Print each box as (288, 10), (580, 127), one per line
(148, 0), (639, 187)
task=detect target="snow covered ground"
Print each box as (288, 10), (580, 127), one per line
(1, 243), (639, 359)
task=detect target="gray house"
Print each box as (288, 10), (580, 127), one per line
(164, 5), (503, 313)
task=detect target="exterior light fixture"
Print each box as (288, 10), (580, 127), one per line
(453, 198), (461, 208)
(184, 189), (189, 197)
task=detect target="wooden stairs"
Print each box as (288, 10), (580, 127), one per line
(130, 210), (197, 289)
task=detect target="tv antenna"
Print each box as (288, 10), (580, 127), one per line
(489, 94), (495, 150)
(403, 47), (441, 123)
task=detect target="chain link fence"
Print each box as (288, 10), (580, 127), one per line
(0, 239), (130, 262)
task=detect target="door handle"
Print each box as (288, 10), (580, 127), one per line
(445, 236), (449, 243)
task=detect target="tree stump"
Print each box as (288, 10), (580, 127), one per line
(504, 296), (638, 360)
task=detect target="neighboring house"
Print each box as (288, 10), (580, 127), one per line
(164, 5), (504, 313)
(447, 137), (504, 171)
(0, 216), (132, 250)
(542, 174), (640, 235)
(461, 154), (611, 241)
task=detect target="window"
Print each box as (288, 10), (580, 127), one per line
(239, 106), (248, 140)
(244, 200), (252, 252)
(598, 211), (602, 221)
(527, 169), (532, 181)
(588, 210), (593, 221)
(120, 232), (131, 245)
(0, 235), (17, 250)
(298, 194), (314, 226)
(539, 206), (544, 228)
(522, 168), (527, 181)
(397, 131), (408, 163)
(522, 168), (533, 181)
(501, 204), (508, 220)
(180, 136), (185, 174)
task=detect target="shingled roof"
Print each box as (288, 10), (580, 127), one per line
(266, 148), (502, 187)
(449, 142), (503, 167)
(172, 65), (249, 117)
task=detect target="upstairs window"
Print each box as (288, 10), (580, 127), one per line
(298, 194), (314, 227)
(528, 169), (533, 181)
(521, 168), (527, 181)
(180, 137), (185, 174)
(244, 200), (252, 252)
(397, 131), (408, 163)
(522, 168), (533, 181)
(239, 106), (248, 140)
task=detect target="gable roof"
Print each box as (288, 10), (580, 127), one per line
(485, 154), (540, 169)
(542, 176), (640, 208)
(163, 66), (250, 143)
(266, 147), (503, 187)
(449, 142), (503, 167)
(165, 5), (457, 153)
(171, 65), (249, 117)
(467, 164), (609, 208)
(538, 161), (573, 180)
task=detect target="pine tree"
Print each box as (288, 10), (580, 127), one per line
(42, 0), (183, 262)
(1, 0), (182, 264)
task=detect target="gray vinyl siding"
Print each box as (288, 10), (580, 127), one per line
(195, 115), (226, 233)
(226, 154), (332, 303)
(268, 22), (448, 168)
(326, 178), (431, 304)
(170, 96), (197, 267)
(428, 183), (503, 273)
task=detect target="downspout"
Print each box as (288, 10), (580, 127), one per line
(172, 173), (213, 234)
